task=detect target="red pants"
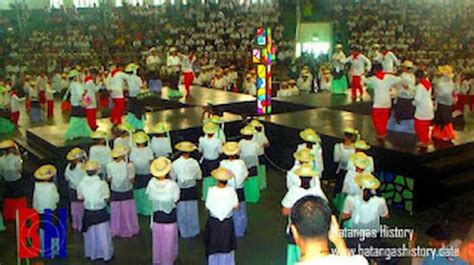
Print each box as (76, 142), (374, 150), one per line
(3, 197), (28, 221)
(432, 123), (456, 141)
(414, 118), (431, 144)
(86, 108), (98, 130)
(39, 91), (46, 104)
(111, 98), (125, 125)
(47, 99), (54, 118)
(183, 72), (194, 95)
(25, 98), (31, 112)
(453, 95), (467, 113)
(99, 95), (109, 109)
(11, 111), (20, 125)
(469, 96), (474, 112)
(371, 108), (391, 137)
(351, 75), (363, 98)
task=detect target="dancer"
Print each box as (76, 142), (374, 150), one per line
(220, 142), (248, 237)
(107, 145), (140, 238)
(286, 148), (317, 190)
(330, 43), (348, 95)
(84, 68), (100, 131)
(333, 127), (357, 195)
(146, 157), (180, 265)
(77, 160), (113, 262)
(150, 122), (173, 158)
(343, 46), (372, 100)
(108, 65), (128, 125)
(182, 49), (196, 96)
(413, 70), (434, 147)
(64, 147), (86, 231)
(204, 167), (239, 265)
(124, 63), (146, 130)
(64, 70), (92, 140)
(130, 131), (154, 216)
(198, 122), (222, 201)
(239, 125), (260, 203)
(250, 119), (269, 190)
(167, 47), (184, 98)
(297, 128), (324, 175)
(170, 141), (202, 238)
(89, 130), (112, 179)
(432, 65), (456, 142)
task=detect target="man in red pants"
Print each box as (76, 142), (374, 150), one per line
(182, 49), (196, 97)
(413, 70), (434, 148)
(343, 46), (372, 100)
(84, 68), (100, 130)
(108, 65), (128, 125)
(366, 64), (401, 139)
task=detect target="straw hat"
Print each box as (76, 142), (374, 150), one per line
(210, 115), (224, 124)
(288, 79), (296, 85)
(250, 119), (263, 128)
(343, 127), (356, 135)
(0, 139), (16, 149)
(150, 122), (170, 134)
(211, 167), (235, 181)
(222, 142), (240, 156)
(90, 130), (108, 140)
(125, 63), (139, 73)
(402, 60), (414, 69)
(438, 65), (454, 78)
(34, 164), (57, 180)
(240, 125), (256, 136)
(203, 122), (219, 134)
(350, 152), (370, 169)
(111, 145), (129, 158)
(293, 148), (315, 163)
(133, 131), (149, 144)
(299, 128), (321, 143)
(169, 47), (177, 53)
(150, 157), (172, 177)
(354, 140), (370, 150)
(294, 163), (318, 178)
(175, 141), (197, 152)
(82, 160), (100, 172)
(67, 147), (86, 161)
(355, 173), (381, 190)
(68, 70), (79, 79)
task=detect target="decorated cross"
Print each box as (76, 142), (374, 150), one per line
(253, 27), (275, 115)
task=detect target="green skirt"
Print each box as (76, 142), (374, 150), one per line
(125, 113), (145, 130)
(286, 244), (301, 265)
(134, 188), (153, 216)
(257, 165), (267, 190)
(332, 193), (347, 214)
(0, 212), (5, 231)
(244, 176), (260, 203)
(0, 117), (14, 135)
(331, 76), (348, 94)
(201, 177), (216, 201)
(167, 89), (183, 98)
(64, 117), (92, 140)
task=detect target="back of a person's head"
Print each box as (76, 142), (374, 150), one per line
(290, 196), (332, 240)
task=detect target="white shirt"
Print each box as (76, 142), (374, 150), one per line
(146, 178), (180, 214)
(170, 156), (202, 189)
(367, 74), (401, 108)
(89, 145), (112, 173)
(126, 74), (142, 98)
(333, 143), (356, 172)
(253, 131), (269, 156)
(398, 72), (416, 99)
(413, 83), (434, 120)
(296, 255), (368, 265)
(346, 155), (374, 173)
(150, 136), (172, 158)
(64, 163), (85, 190)
(220, 159), (248, 189)
(285, 163), (318, 190)
(114, 136), (131, 149)
(130, 146), (154, 175)
(378, 51), (400, 73)
(343, 194), (389, 230)
(181, 55), (196, 73)
(106, 160), (135, 192)
(198, 136), (221, 160)
(10, 93), (25, 112)
(108, 71), (128, 99)
(344, 54), (372, 76)
(84, 79), (99, 109)
(297, 143), (324, 173)
(205, 186), (239, 221)
(342, 170), (363, 195)
(281, 185), (328, 209)
(33, 182), (59, 214)
(0, 154), (22, 182)
(167, 55), (181, 73)
(77, 175), (110, 210)
(146, 55), (161, 71)
(69, 81), (84, 107)
(239, 139), (259, 169)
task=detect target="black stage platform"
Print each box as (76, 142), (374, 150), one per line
(21, 89), (474, 213)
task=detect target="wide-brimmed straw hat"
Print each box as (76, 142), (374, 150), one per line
(111, 145), (129, 158)
(67, 147), (86, 161)
(354, 140), (370, 150)
(82, 160), (100, 172)
(402, 60), (414, 69)
(34, 164), (57, 180)
(343, 127), (357, 135)
(299, 128), (321, 143)
(150, 157), (172, 177)
(240, 125), (256, 136)
(222, 142), (240, 156)
(175, 141), (197, 152)
(250, 119), (263, 128)
(203, 122), (219, 134)
(150, 122), (170, 134)
(211, 167), (235, 181)
(0, 139), (16, 149)
(133, 131), (149, 144)
(355, 173), (381, 190)
(438, 65), (454, 78)
(293, 148), (315, 163)
(294, 163), (318, 178)
(350, 152), (370, 169)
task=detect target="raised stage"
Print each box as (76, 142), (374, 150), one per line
(18, 86), (474, 213)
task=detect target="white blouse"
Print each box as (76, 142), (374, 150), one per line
(89, 145), (112, 173)
(198, 136), (221, 161)
(333, 143), (356, 172)
(170, 156), (202, 189)
(150, 136), (172, 158)
(146, 178), (180, 214)
(77, 175), (110, 210)
(64, 163), (85, 190)
(239, 139), (259, 169)
(129, 147), (154, 175)
(297, 143), (324, 173)
(33, 182), (60, 214)
(106, 160), (135, 192)
(219, 159), (248, 189)
(343, 194), (389, 230)
(205, 186), (239, 221)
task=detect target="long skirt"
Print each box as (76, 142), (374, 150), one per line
(232, 201), (247, 237)
(0, 213), (5, 231)
(152, 222), (178, 265)
(257, 159), (267, 190)
(110, 199), (140, 238)
(0, 117), (15, 134)
(433, 103), (455, 141)
(134, 188), (153, 216)
(83, 222), (114, 261)
(71, 201), (84, 231)
(243, 176), (260, 203)
(331, 76), (348, 95)
(201, 177), (217, 201)
(30, 102), (42, 123)
(208, 251), (235, 265)
(149, 79), (162, 94)
(125, 113), (145, 130)
(177, 200), (200, 238)
(126, 97), (146, 130)
(65, 107), (92, 140)
(286, 243), (301, 265)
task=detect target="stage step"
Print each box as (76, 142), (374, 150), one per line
(424, 149), (474, 175)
